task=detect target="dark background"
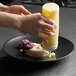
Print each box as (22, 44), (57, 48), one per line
(0, 0), (76, 7)
(0, 0), (76, 76)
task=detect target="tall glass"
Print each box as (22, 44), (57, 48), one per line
(42, 3), (59, 51)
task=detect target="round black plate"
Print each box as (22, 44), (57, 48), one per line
(3, 35), (74, 62)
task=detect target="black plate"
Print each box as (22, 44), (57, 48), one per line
(3, 34), (74, 62)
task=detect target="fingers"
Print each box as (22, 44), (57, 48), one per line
(8, 5), (31, 15)
(41, 16), (56, 28)
(39, 28), (55, 36)
(37, 15), (56, 32)
(37, 29), (55, 43)
(39, 20), (55, 32)
(38, 32), (48, 43)
(20, 6), (31, 15)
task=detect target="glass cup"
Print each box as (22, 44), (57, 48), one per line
(42, 3), (59, 51)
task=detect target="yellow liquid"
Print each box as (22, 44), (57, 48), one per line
(42, 3), (59, 49)
(48, 51), (51, 57)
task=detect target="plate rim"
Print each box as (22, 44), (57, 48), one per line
(3, 35), (74, 62)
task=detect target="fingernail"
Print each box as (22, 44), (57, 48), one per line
(54, 24), (57, 29)
(51, 32), (55, 36)
(52, 29), (55, 33)
(54, 26), (56, 29)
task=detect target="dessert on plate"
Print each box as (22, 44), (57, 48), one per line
(18, 39), (55, 58)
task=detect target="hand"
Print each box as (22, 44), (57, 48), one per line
(7, 5), (31, 15)
(18, 13), (56, 43)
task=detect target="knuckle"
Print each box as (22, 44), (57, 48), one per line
(19, 5), (24, 8)
(37, 19), (44, 26)
(51, 20), (56, 25)
(52, 25), (54, 28)
(50, 26), (53, 29)
(10, 5), (15, 8)
(36, 13), (41, 19)
(11, 5), (15, 7)
(36, 13), (41, 15)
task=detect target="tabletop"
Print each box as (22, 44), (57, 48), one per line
(0, 0), (76, 76)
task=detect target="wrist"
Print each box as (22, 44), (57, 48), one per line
(17, 15), (27, 33)
(5, 12), (22, 30)
(15, 15), (23, 30)
(13, 15), (22, 30)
